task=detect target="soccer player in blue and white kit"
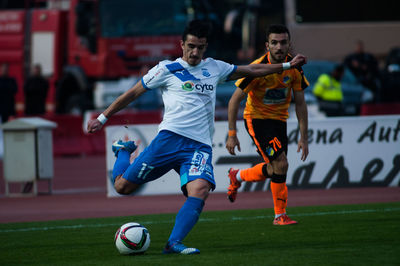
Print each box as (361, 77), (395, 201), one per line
(87, 20), (307, 255)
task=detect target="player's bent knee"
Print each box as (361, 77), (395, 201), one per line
(279, 160), (289, 172)
(274, 154), (289, 173)
(114, 178), (139, 195)
(262, 163), (273, 178)
(186, 179), (211, 200)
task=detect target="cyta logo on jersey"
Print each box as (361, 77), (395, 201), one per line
(181, 81), (214, 93)
(182, 81), (195, 91)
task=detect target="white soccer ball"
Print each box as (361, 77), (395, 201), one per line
(114, 222), (151, 255)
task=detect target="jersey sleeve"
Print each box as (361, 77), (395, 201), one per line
(234, 77), (245, 89)
(234, 55), (265, 92)
(141, 63), (167, 90)
(292, 67), (309, 91)
(235, 77), (259, 94)
(214, 59), (236, 83)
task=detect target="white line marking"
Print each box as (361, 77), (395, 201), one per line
(1, 207), (399, 233)
(52, 187), (105, 194)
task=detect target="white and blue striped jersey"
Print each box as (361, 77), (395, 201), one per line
(141, 57), (236, 146)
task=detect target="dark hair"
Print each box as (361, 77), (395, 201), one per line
(266, 24), (290, 40)
(182, 20), (212, 42)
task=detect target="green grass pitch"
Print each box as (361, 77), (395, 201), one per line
(0, 202), (399, 266)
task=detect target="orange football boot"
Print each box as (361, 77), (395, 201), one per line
(273, 214), (298, 225)
(227, 168), (241, 202)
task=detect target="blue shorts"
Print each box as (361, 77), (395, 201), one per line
(122, 130), (215, 195)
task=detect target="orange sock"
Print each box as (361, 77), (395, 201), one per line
(270, 182), (288, 215)
(239, 163), (266, 182)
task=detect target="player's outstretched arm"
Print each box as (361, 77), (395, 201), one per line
(226, 88), (246, 155)
(87, 81), (147, 133)
(229, 54), (307, 80)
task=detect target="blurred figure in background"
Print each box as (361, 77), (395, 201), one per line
(313, 64), (344, 117)
(0, 63), (18, 123)
(344, 40), (381, 102)
(381, 47), (400, 102)
(24, 64), (49, 115)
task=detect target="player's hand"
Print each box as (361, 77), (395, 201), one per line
(297, 137), (309, 161)
(87, 119), (103, 133)
(290, 54), (307, 68)
(226, 135), (241, 155)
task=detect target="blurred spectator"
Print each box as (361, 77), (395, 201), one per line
(24, 64), (49, 115)
(0, 63), (18, 123)
(343, 40), (381, 101)
(381, 47), (400, 102)
(313, 64), (344, 117)
(22, 64), (49, 194)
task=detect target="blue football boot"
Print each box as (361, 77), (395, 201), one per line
(162, 241), (200, 255)
(112, 140), (137, 157)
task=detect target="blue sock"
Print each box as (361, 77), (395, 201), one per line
(168, 196), (205, 244)
(112, 150), (130, 183)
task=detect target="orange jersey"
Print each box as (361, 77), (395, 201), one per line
(235, 52), (309, 122)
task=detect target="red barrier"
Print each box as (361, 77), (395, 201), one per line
(360, 102), (400, 116)
(41, 111), (163, 156)
(41, 114), (90, 156)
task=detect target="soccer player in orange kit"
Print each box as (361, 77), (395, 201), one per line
(226, 24), (309, 225)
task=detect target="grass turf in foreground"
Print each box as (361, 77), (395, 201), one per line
(0, 202), (399, 266)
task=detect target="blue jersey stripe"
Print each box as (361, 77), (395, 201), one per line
(165, 62), (199, 82)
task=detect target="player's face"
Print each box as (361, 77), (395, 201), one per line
(266, 33), (290, 63)
(181, 34), (208, 66)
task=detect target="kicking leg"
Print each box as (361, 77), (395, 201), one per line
(227, 162), (272, 202)
(111, 140), (141, 195)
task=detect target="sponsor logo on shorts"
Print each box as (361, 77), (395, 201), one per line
(266, 146), (275, 157)
(189, 151), (210, 176)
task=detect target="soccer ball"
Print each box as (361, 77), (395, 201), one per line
(114, 222), (151, 255)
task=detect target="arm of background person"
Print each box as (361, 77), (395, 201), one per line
(293, 90), (309, 161)
(226, 87), (246, 155)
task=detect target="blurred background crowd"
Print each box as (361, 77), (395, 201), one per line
(0, 0), (399, 123)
